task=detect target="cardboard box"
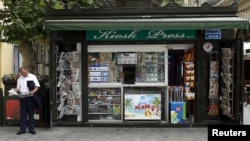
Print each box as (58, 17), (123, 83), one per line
(90, 77), (101, 82)
(89, 72), (102, 77)
(89, 67), (109, 71)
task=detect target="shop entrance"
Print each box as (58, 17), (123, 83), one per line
(167, 44), (195, 124)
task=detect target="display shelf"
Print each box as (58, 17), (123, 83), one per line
(207, 52), (220, 117)
(89, 83), (122, 88)
(89, 66), (110, 83)
(88, 87), (122, 120)
(56, 51), (81, 119)
(141, 52), (163, 82)
(88, 51), (165, 84)
(220, 47), (234, 117)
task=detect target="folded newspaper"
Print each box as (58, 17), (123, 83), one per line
(8, 89), (32, 98)
(8, 89), (18, 96)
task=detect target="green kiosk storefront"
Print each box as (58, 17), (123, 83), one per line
(44, 0), (249, 127)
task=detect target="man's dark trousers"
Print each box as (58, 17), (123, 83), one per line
(19, 96), (35, 133)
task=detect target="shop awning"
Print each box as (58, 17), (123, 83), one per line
(44, 17), (249, 30)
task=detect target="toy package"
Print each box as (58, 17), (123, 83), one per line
(169, 86), (186, 124)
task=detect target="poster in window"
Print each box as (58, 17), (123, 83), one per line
(124, 94), (161, 120)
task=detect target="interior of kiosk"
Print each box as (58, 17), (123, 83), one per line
(88, 44), (195, 123)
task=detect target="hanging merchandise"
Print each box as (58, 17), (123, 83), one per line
(182, 48), (195, 121)
(184, 62), (195, 100)
(208, 55), (220, 116)
(183, 47), (195, 96)
(184, 47), (194, 62)
(208, 98), (219, 116)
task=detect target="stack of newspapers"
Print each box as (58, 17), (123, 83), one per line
(8, 89), (32, 98)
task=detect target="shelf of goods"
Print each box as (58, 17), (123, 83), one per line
(139, 52), (165, 83)
(88, 87), (122, 120)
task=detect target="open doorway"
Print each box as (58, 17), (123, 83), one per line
(168, 44), (195, 124)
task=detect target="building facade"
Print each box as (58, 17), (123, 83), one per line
(0, 1), (14, 89)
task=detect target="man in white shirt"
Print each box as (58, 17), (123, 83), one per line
(13, 67), (40, 135)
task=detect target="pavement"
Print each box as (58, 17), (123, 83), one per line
(0, 105), (249, 141)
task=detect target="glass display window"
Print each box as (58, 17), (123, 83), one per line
(88, 87), (122, 121)
(88, 45), (167, 85)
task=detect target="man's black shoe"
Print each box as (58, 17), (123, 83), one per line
(29, 131), (36, 135)
(16, 131), (25, 135)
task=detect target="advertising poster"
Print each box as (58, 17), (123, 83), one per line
(124, 94), (161, 120)
(5, 99), (20, 120)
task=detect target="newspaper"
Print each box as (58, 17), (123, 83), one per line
(8, 89), (18, 96)
(8, 89), (33, 98)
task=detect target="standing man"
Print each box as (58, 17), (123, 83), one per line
(13, 67), (40, 135)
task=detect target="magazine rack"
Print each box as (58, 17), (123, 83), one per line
(220, 47), (234, 117)
(56, 51), (81, 119)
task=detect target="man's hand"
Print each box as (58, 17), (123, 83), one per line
(30, 87), (39, 95)
(29, 90), (35, 95)
(13, 88), (19, 92)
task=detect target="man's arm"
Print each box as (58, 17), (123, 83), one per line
(13, 88), (20, 93)
(30, 86), (39, 95)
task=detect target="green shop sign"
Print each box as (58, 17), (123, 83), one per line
(86, 30), (196, 40)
